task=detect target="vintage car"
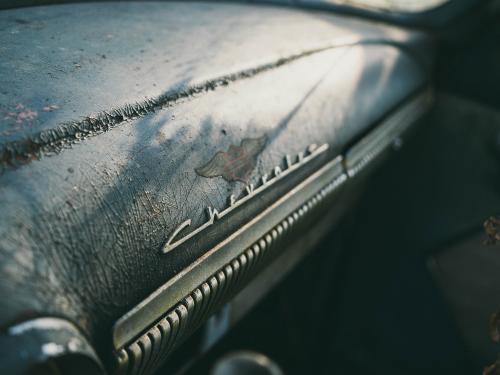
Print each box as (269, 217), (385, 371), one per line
(1, 0), (499, 374)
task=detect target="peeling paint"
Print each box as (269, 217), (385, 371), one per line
(0, 44), (335, 172)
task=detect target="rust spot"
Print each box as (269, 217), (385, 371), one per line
(195, 135), (267, 183)
(2, 104), (38, 125)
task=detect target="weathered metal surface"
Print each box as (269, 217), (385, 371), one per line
(0, 2), (432, 370)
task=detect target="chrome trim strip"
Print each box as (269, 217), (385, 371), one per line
(114, 154), (344, 350)
(113, 158), (346, 375)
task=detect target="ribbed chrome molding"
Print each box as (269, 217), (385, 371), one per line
(111, 88), (433, 375)
(113, 156), (346, 375)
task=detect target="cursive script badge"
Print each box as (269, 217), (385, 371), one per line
(162, 142), (328, 254)
(195, 135), (267, 183)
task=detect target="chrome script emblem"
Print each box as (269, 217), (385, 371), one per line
(162, 142), (329, 254)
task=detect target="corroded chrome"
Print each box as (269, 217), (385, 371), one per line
(162, 143), (329, 254)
